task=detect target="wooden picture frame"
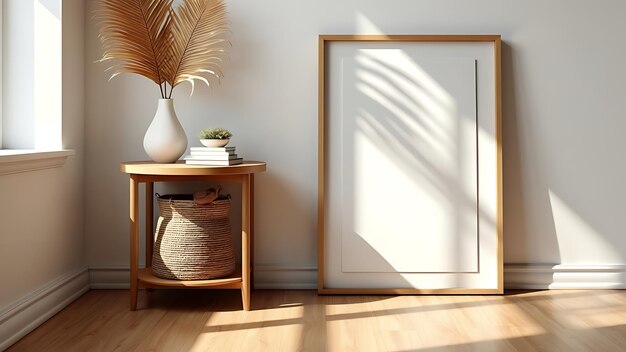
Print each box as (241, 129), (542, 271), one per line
(318, 35), (503, 294)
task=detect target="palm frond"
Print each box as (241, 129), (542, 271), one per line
(96, 0), (173, 97)
(166, 0), (230, 96)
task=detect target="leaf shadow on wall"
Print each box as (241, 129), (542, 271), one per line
(335, 48), (484, 289)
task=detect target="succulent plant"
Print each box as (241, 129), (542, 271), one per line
(199, 128), (233, 140)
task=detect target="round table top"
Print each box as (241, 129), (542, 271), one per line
(120, 161), (266, 176)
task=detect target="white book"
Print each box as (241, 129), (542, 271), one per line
(185, 158), (243, 166)
(190, 150), (237, 156)
(184, 154), (239, 161)
(190, 146), (236, 152)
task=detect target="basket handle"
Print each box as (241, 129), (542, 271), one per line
(155, 193), (177, 209)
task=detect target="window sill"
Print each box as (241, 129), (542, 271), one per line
(0, 150), (75, 176)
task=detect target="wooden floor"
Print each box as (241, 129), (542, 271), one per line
(7, 289), (626, 351)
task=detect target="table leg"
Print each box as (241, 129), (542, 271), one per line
(145, 182), (154, 269)
(129, 175), (139, 311)
(241, 174), (251, 311)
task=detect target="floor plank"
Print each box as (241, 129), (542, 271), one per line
(7, 289), (626, 351)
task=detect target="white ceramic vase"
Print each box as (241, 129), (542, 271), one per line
(143, 99), (188, 163)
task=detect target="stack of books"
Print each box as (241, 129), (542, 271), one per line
(184, 146), (243, 166)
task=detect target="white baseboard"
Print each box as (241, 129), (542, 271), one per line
(88, 264), (626, 291)
(504, 264), (626, 289)
(0, 267), (90, 351)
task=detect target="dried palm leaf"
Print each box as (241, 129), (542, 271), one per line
(96, 0), (173, 98)
(166, 0), (230, 97)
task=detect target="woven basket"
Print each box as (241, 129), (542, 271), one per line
(152, 194), (235, 280)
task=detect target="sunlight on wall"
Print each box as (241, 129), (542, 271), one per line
(34, 0), (62, 150)
(355, 12), (385, 34)
(548, 190), (621, 263)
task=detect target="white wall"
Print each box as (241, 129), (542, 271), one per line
(84, 0), (626, 287)
(0, 0), (85, 326)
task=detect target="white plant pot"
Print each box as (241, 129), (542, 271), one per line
(143, 99), (188, 163)
(200, 139), (230, 147)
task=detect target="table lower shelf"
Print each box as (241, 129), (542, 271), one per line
(138, 267), (243, 289)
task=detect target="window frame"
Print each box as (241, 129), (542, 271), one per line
(0, 0), (72, 175)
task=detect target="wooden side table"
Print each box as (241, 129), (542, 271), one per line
(120, 161), (266, 311)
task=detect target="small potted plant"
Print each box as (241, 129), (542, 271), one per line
(199, 128), (233, 147)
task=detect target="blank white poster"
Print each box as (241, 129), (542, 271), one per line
(340, 52), (478, 273)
